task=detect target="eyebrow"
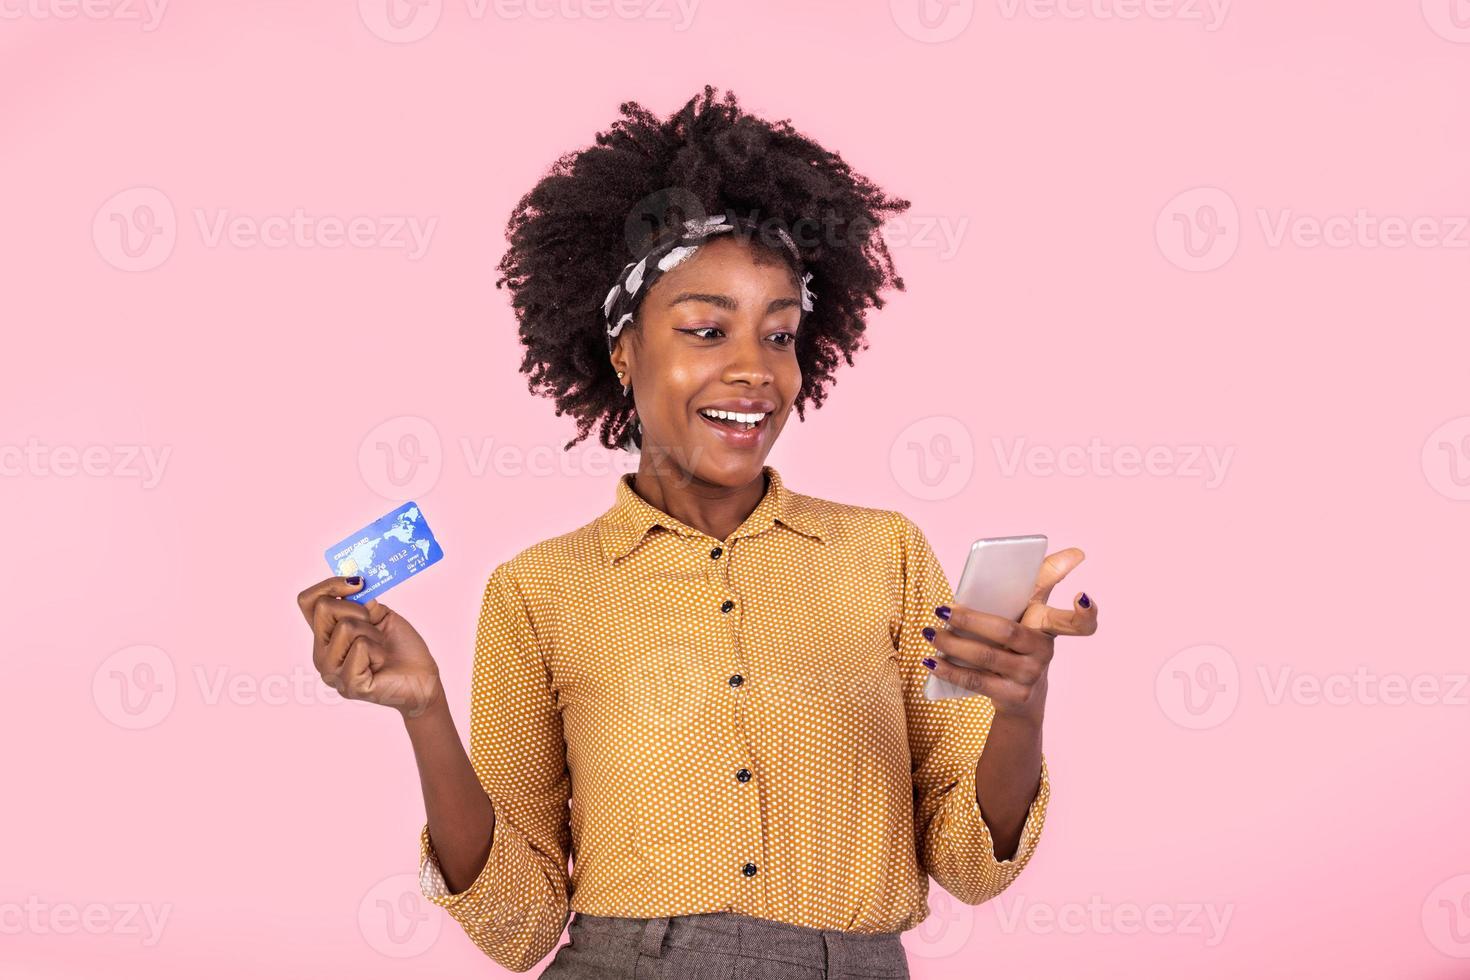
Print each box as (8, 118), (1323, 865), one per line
(667, 291), (801, 314)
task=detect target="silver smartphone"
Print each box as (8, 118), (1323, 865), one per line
(923, 534), (1049, 701)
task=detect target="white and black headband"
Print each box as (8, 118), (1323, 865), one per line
(601, 213), (816, 352)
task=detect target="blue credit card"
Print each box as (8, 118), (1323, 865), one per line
(324, 501), (444, 604)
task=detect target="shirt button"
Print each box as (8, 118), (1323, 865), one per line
(742, 863), (758, 877)
(710, 546), (722, 559)
(736, 768), (751, 783)
(720, 599), (734, 613)
(729, 674), (743, 687)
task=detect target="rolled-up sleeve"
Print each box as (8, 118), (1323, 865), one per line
(893, 515), (1051, 906)
(417, 561), (571, 973)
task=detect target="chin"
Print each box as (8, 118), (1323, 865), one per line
(683, 453), (772, 488)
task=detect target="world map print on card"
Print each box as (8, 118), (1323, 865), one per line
(324, 501), (444, 604)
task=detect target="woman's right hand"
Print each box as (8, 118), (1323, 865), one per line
(296, 576), (443, 717)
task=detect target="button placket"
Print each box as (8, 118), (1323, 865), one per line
(709, 537), (745, 699)
(709, 538), (734, 614)
(713, 536), (764, 886)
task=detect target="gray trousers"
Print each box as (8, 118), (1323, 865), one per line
(541, 910), (911, 979)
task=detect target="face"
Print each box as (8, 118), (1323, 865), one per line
(610, 235), (803, 488)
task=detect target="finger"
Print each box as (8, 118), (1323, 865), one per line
(297, 575), (367, 627)
(362, 598), (392, 628)
(365, 636), (388, 671)
(317, 618), (361, 684)
(311, 593), (374, 647)
(941, 604), (1050, 657)
(340, 632), (382, 699)
(1024, 592), (1099, 637)
(927, 627), (1043, 683)
(1031, 548), (1086, 606)
(924, 655), (1030, 703)
(318, 617), (378, 680)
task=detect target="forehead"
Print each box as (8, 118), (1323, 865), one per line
(652, 235), (797, 292)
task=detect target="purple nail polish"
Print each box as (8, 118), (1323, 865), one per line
(935, 606), (951, 620)
(922, 626), (936, 642)
(346, 575), (362, 586)
(1079, 593), (1091, 608)
(921, 657), (937, 670)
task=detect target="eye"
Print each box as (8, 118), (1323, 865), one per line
(678, 325), (797, 346)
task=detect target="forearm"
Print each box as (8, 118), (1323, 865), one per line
(404, 689), (496, 893)
(974, 707), (1044, 861)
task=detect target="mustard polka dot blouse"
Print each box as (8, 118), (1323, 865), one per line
(418, 464), (1051, 971)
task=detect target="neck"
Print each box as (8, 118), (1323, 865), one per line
(631, 455), (768, 543)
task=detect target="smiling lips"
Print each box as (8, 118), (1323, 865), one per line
(698, 407), (768, 429)
(697, 406), (772, 445)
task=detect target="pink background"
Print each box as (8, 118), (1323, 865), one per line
(4, 1), (1469, 976)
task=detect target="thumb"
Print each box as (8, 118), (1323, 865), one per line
(1033, 547), (1086, 604)
(363, 598), (393, 626)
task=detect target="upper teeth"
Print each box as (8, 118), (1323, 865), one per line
(700, 409), (767, 424)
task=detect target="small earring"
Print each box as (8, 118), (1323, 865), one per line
(617, 370), (630, 397)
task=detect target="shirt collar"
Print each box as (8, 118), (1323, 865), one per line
(598, 464), (825, 564)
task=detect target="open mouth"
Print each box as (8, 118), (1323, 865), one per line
(697, 408), (769, 432)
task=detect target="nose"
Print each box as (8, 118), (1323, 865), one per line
(720, 328), (776, 387)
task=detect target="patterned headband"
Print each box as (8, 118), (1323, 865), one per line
(601, 213), (816, 351)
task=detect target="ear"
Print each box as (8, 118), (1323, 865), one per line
(609, 332), (636, 379)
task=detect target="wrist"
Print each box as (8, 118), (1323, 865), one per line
(994, 672), (1048, 728)
(400, 680), (450, 732)
(992, 700), (1045, 733)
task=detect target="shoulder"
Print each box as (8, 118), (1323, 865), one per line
(785, 489), (942, 605)
(484, 513), (607, 594)
(470, 519), (604, 642)
(784, 484), (927, 557)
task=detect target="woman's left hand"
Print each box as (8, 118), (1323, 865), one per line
(921, 547), (1099, 720)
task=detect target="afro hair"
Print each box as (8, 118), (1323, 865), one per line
(494, 84), (911, 452)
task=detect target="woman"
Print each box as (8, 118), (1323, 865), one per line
(297, 86), (1098, 979)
